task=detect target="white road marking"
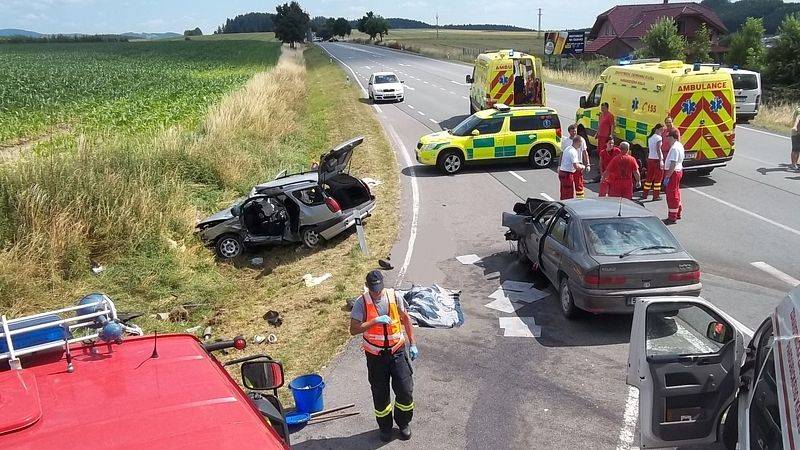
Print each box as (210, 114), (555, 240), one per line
(545, 83), (585, 94)
(508, 171), (527, 182)
(385, 126), (420, 286)
(423, 81), (429, 84)
(362, 65), (371, 70)
(450, 80), (469, 86)
(318, 45), (367, 96)
(417, 111), (426, 116)
(462, 96), (469, 100)
(372, 105), (382, 113)
(407, 105), (415, 109)
(540, 193), (554, 201)
(740, 126), (790, 140)
(485, 297), (523, 314)
(616, 387), (639, 450)
(429, 118), (438, 124)
(751, 262), (800, 287)
(449, 91), (457, 95)
(405, 86), (415, 91)
(440, 87), (447, 91)
(456, 254), (481, 265)
(738, 154), (777, 165)
(688, 188), (800, 237)
(399, 63), (411, 67)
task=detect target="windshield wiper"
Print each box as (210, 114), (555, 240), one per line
(619, 245), (675, 259)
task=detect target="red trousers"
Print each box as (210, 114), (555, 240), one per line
(559, 170), (584, 200)
(642, 159), (663, 199)
(608, 179), (634, 199)
(665, 171), (683, 221)
(599, 179), (610, 197)
(598, 135), (610, 152)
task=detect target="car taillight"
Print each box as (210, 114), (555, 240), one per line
(669, 270), (701, 283)
(585, 275), (626, 285)
(325, 196), (341, 213)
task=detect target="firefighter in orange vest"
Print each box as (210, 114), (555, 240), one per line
(350, 270), (417, 442)
(604, 142), (641, 199)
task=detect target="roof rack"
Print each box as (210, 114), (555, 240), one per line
(1, 294), (143, 370)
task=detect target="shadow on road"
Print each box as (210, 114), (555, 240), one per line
(293, 430), (390, 450)
(476, 251), (633, 347)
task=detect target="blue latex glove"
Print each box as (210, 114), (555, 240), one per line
(409, 345), (419, 361)
(373, 315), (392, 325)
(662, 176), (670, 189)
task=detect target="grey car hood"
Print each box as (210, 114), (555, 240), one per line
(198, 207), (235, 226)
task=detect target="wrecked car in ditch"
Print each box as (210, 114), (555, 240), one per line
(196, 136), (376, 259)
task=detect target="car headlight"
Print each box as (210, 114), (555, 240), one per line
(421, 143), (439, 151)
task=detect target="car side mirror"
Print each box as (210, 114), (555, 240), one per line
(465, 75), (473, 84)
(706, 321), (732, 344)
(231, 204), (242, 217)
(471, 129), (480, 136)
(368, 82), (372, 85)
(241, 359), (285, 390)
(579, 96), (587, 109)
(400, 80), (405, 84)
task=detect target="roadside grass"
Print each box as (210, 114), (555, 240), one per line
(752, 101), (799, 133)
(0, 42), (398, 393)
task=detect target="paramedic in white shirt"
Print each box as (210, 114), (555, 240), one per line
(558, 135), (586, 200)
(663, 129), (685, 224)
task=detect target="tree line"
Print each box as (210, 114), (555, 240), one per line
(702, 0), (800, 35)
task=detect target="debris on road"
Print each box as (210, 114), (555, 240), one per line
(456, 254), (482, 265)
(489, 286), (549, 304)
(500, 280), (535, 292)
(378, 258), (393, 270)
(250, 257), (264, 267)
(154, 312), (170, 321)
(402, 285), (464, 328)
(263, 310), (283, 327)
(303, 273), (332, 287)
(307, 411), (359, 425)
(498, 316), (541, 338)
(484, 296), (524, 314)
(90, 263), (105, 275)
(253, 334), (266, 344)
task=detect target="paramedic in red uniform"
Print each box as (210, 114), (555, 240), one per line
(663, 130), (685, 224)
(604, 142), (641, 199)
(562, 124), (590, 198)
(558, 136), (586, 200)
(661, 116), (680, 159)
(597, 102), (614, 153)
(641, 123), (664, 200)
(598, 137), (621, 197)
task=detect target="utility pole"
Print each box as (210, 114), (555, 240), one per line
(436, 12), (439, 38)
(538, 8), (542, 38)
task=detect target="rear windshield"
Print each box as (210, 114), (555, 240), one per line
(583, 217), (680, 256)
(374, 74), (398, 84)
(731, 73), (758, 91)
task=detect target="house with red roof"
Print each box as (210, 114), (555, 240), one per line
(586, 1), (728, 59)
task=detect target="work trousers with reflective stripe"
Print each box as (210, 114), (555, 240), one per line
(558, 170), (583, 200)
(642, 159), (663, 199)
(665, 170), (683, 221)
(366, 348), (414, 432)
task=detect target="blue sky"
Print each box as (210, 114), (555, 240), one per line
(3, 0), (673, 34)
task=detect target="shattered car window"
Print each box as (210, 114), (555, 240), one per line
(583, 217), (679, 256)
(293, 187), (325, 206)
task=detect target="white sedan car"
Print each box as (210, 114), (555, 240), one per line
(367, 72), (404, 102)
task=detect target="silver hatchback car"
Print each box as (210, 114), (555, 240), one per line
(196, 137), (376, 259)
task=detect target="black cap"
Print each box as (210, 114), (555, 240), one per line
(365, 270), (384, 292)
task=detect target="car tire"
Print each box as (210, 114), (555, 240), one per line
(215, 234), (243, 260)
(301, 227), (322, 248)
(529, 145), (553, 169)
(559, 277), (581, 319)
(437, 150), (464, 175)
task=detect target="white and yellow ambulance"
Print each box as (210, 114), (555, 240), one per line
(576, 60), (736, 176)
(466, 49), (546, 114)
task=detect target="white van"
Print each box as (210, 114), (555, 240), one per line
(721, 68), (761, 122)
(627, 286), (800, 448)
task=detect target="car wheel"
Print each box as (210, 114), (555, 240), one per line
(302, 227), (322, 248)
(215, 234), (243, 260)
(438, 150), (464, 175)
(559, 277), (580, 319)
(530, 145), (553, 169)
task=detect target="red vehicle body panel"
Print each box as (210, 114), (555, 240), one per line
(0, 334), (289, 449)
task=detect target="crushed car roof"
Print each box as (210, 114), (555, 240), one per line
(0, 334), (287, 449)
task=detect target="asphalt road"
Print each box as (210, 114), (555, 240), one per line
(292, 42), (800, 449)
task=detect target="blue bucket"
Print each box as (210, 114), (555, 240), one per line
(289, 373), (325, 414)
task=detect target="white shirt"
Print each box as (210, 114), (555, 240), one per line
(559, 146), (580, 173)
(647, 134), (663, 160)
(561, 135), (587, 162)
(666, 141), (685, 172)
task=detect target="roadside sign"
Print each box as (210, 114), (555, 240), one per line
(772, 287), (800, 450)
(543, 31), (585, 55)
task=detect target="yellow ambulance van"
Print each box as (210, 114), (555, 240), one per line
(576, 60), (736, 175)
(466, 50), (546, 114)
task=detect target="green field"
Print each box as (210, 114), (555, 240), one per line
(351, 28), (546, 62)
(0, 39), (280, 144)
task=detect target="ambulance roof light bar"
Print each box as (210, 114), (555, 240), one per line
(619, 58), (660, 66)
(692, 63), (721, 72)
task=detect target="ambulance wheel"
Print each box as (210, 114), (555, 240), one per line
(696, 168), (714, 176)
(438, 150), (464, 175)
(529, 145), (553, 168)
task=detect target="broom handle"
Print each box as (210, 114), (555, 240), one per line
(309, 403), (356, 418)
(307, 411), (359, 424)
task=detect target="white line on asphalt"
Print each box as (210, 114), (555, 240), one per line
(449, 91), (457, 95)
(545, 83), (585, 94)
(450, 80), (469, 86)
(362, 66), (371, 70)
(751, 262), (800, 287)
(407, 105), (415, 109)
(616, 386), (638, 450)
(462, 96), (469, 100)
(738, 154), (778, 166)
(688, 188), (800, 237)
(540, 193), (554, 201)
(405, 86), (415, 91)
(429, 118), (438, 124)
(440, 87), (447, 91)
(417, 111), (426, 116)
(423, 81), (429, 84)
(372, 105), (382, 113)
(740, 126), (790, 140)
(508, 171), (527, 182)
(386, 126), (420, 286)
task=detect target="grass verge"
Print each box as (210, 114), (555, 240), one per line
(0, 44), (398, 395)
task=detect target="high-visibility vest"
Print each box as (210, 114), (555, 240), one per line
(362, 289), (405, 355)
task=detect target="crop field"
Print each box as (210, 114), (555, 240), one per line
(0, 39), (280, 144)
